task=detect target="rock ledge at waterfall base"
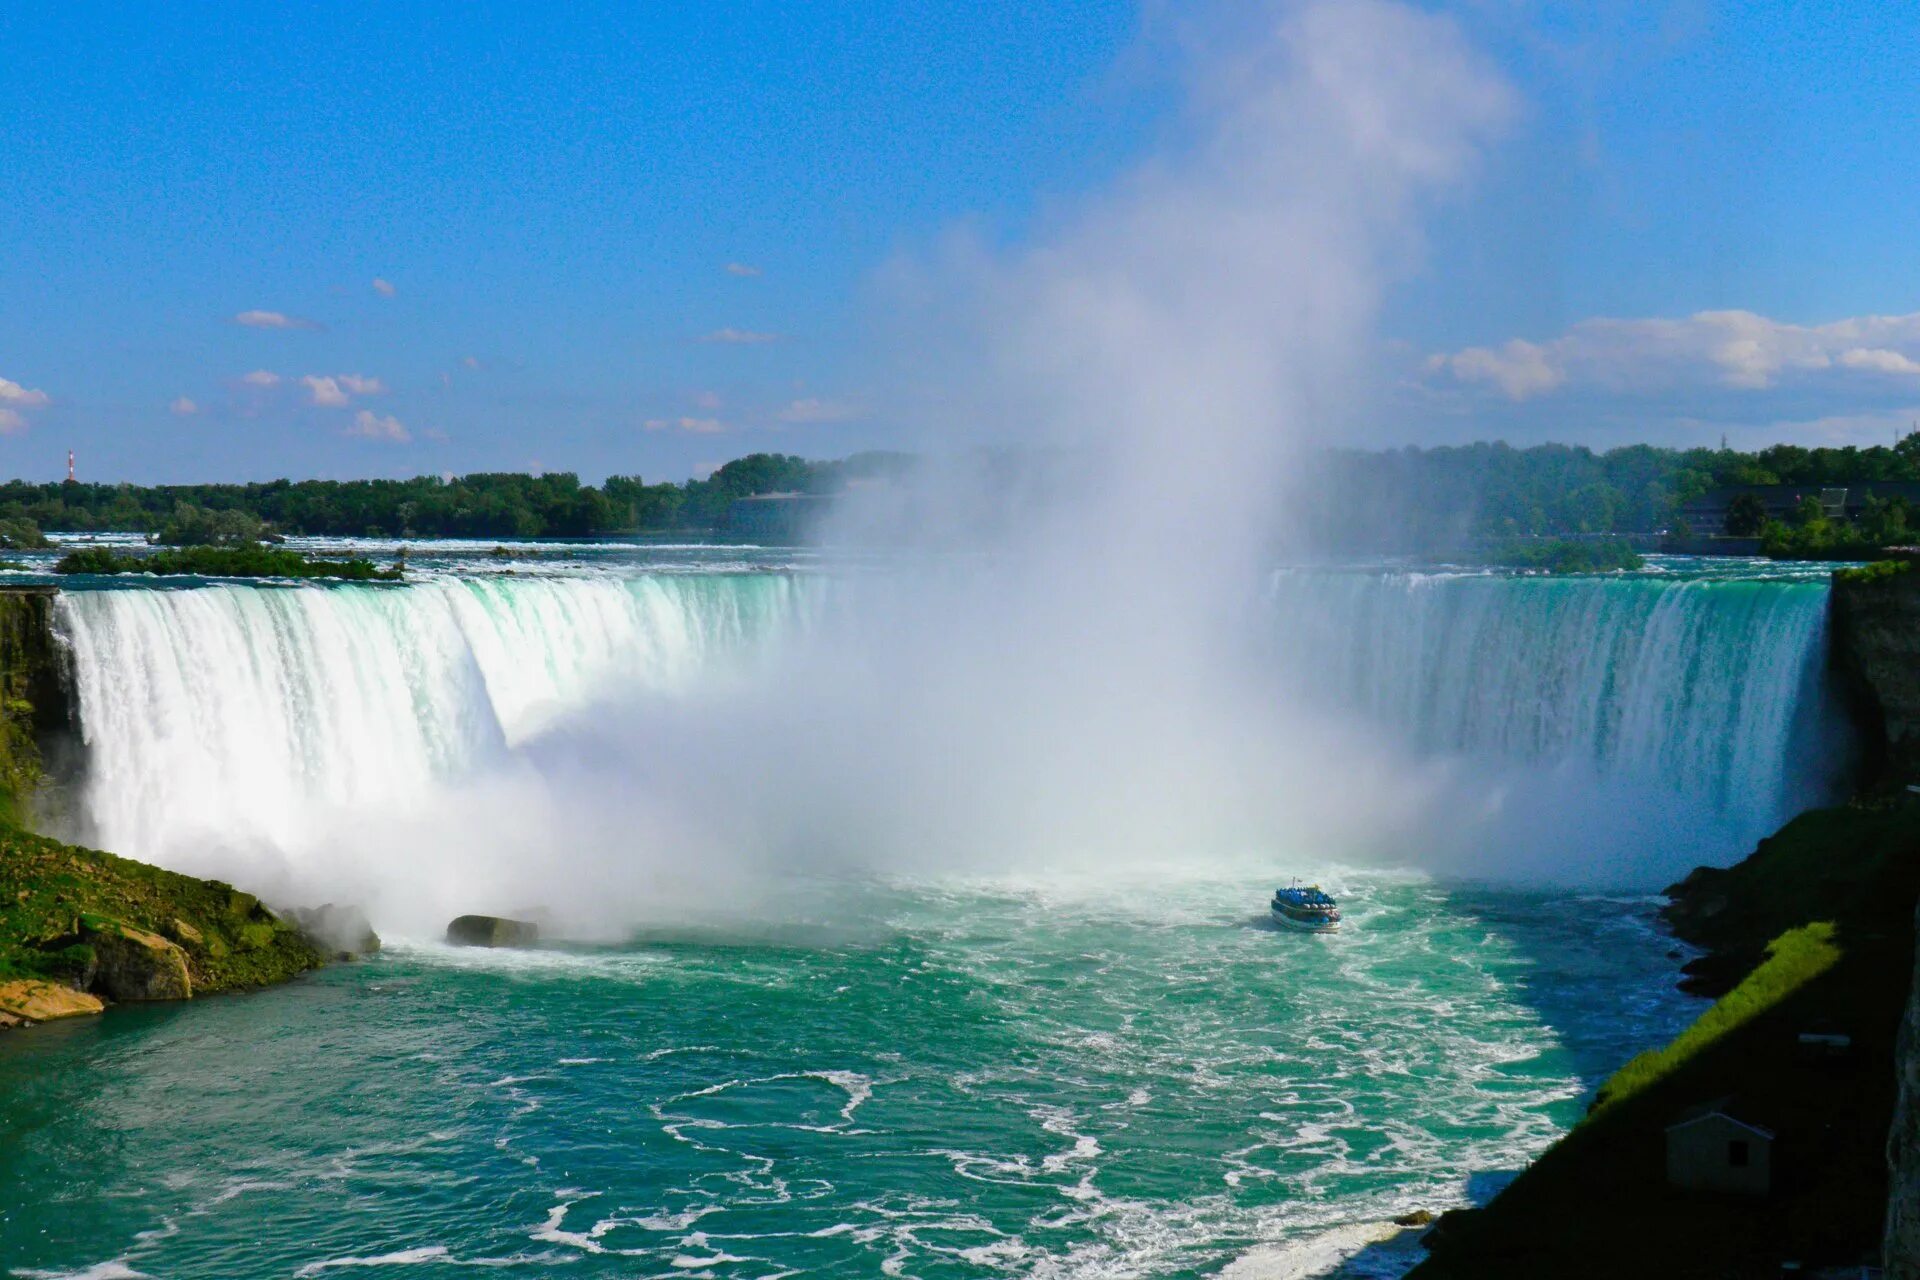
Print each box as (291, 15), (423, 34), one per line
(0, 827), (329, 1028)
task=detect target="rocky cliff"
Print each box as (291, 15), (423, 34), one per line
(1830, 561), (1920, 782)
(0, 586), (70, 823)
(1890, 895), (1920, 1279)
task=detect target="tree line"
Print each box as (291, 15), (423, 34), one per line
(0, 452), (912, 541)
(2, 437), (1918, 548)
(1303, 435), (1920, 551)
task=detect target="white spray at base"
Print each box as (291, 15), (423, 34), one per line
(36, 3), (1838, 934)
(51, 562), (1841, 934)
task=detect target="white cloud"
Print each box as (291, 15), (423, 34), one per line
(725, 262), (763, 278)
(0, 377), (50, 408)
(694, 389), (723, 410)
(643, 416), (727, 434)
(372, 278), (396, 297)
(240, 369), (281, 387)
(778, 396), (864, 424)
(1838, 347), (1920, 376)
(1426, 309), (1920, 400)
(301, 373), (386, 406)
(698, 328), (783, 344)
(347, 410), (410, 443)
(233, 309), (318, 330)
(0, 409), (26, 436)
(1426, 339), (1562, 400)
(169, 396), (199, 416)
(302, 375), (350, 408)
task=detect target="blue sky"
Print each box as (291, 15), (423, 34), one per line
(2, 1), (1918, 484)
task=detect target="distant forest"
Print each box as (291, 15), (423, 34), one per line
(0, 452), (911, 541)
(1304, 435), (1920, 551)
(3, 437), (1919, 545)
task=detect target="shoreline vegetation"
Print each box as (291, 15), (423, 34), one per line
(52, 545), (403, 582)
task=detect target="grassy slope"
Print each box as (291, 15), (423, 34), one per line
(0, 825), (322, 996)
(1410, 800), (1920, 1278)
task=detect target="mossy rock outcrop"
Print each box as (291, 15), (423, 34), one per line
(0, 826), (325, 1023)
(83, 918), (192, 1001)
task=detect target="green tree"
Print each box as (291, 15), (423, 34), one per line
(1724, 493), (1769, 537)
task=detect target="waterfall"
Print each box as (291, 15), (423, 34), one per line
(47, 565), (1846, 899)
(1265, 568), (1845, 868)
(54, 574), (811, 864)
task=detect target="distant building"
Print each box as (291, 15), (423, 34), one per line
(1666, 1100), (1774, 1197)
(1677, 482), (1920, 534)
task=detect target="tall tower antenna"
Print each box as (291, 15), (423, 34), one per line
(66, 450), (74, 483)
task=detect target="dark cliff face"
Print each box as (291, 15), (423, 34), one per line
(1891, 896), (1920, 1278)
(1830, 564), (1920, 784)
(0, 587), (71, 822)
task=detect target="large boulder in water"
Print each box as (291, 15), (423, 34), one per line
(84, 919), (192, 1001)
(446, 914), (539, 948)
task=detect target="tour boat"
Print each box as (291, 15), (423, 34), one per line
(1271, 882), (1341, 933)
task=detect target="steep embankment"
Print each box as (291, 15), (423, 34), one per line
(0, 586), (331, 1028)
(1891, 895), (1920, 1280)
(1411, 562), (1920, 1279)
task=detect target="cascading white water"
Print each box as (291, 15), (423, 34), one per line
(48, 563), (1846, 902)
(54, 574), (811, 864)
(1266, 568), (1845, 871)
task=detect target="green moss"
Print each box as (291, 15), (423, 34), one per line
(0, 828), (323, 995)
(1835, 558), (1914, 586)
(1587, 923), (1840, 1117)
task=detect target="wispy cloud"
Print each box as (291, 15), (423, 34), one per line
(461, 355), (482, 370)
(347, 409), (410, 442)
(233, 309), (320, 330)
(372, 278), (397, 297)
(239, 369), (282, 387)
(0, 375), (50, 435)
(1426, 309), (1920, 401)
(698, 328), (783, 345)
(778, 396), (864, 424)
(169, 396), (199, 416)
(302, 375), (350, 408)
(724, 262), (763, 278)
(643, 416), (727, 434)
(0, 377), (50, 408)
(301, 373), (387, 407)
(694, 389), (723, 410)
